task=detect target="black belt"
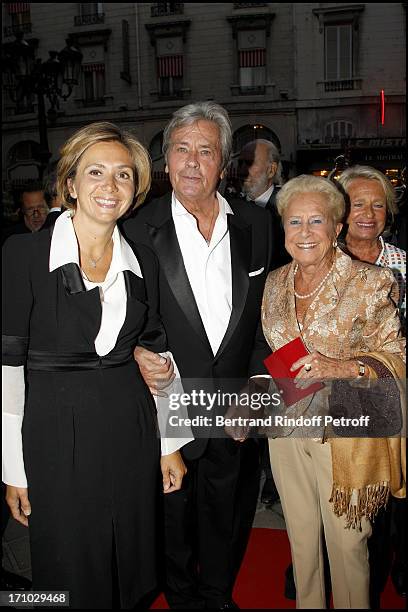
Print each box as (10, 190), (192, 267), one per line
(27, 349), (134, 372)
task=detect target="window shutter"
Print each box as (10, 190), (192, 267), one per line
(325, 25), (338, 80)
(339, 24), (352, 79)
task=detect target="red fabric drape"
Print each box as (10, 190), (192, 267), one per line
(7, 3), (30, 14)
(157, 55), (183, 78)
(239, 48), (266, 67)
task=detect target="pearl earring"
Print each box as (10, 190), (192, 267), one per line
(333, 239), (338, 248)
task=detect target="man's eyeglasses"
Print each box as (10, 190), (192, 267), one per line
(23, 207), (48, 218)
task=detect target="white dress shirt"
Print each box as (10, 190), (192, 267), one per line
(172, 191), (233, 355)
(253, 184), (275, 208)
(2, 212), (188, 487)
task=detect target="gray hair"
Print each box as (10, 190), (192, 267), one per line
(337, 165), (398, 220)
(162, 101), (232, 171)
(276, 174), (345, 225)
(243, 139), (283, 185)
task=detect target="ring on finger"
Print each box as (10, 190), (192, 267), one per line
(304, 363), (312, 372)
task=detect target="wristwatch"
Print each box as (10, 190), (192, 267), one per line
(357, 360), (366, 377)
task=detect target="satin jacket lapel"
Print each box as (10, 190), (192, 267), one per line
(148, 218), (213, 353)
(214, 215), (251, 360)
(59, 263), (102, 344)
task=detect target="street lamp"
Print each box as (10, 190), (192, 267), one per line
(2, 33), (82, 179)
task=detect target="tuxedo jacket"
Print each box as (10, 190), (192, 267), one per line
(41, 209), (63, 229)
(240, 187), (290, 270)
(122, 193), (273, 458)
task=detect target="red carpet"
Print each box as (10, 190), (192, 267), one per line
(151, 528), (405, 609)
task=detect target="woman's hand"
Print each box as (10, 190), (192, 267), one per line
(134, 346), (175, 396)
(291, 351), (360, 389)
(5, 486), (31, 527)
(160, 450), (187, 494)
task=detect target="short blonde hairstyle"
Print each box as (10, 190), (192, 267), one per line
(276, 175), (345, 224)
(337, 165), (398, 221)
(56, 122), (151, 211)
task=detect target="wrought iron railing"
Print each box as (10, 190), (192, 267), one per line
(150, 3), (184, 17)
(3, 22), (32, 37)
(324, 79), (357, 92)
(233, 3), (267, 8)
(74, 13), (105, 26)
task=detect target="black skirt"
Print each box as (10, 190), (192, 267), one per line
(23, 361), (160, 609)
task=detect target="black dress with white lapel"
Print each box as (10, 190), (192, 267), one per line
(2, 228), (167, 608)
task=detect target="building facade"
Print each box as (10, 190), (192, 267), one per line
(2, 2), (406, 213)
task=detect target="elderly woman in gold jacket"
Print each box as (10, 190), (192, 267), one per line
(261, 175), (405, 609)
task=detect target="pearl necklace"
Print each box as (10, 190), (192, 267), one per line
(294, 262), (335, 299)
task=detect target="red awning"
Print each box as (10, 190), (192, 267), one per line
(7, 3), (30, 14)
(239, 48), (266, 68)
(157, 55), (183, 78)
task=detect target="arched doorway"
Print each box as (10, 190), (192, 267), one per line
(225, 125), (282, 196)
(232, 124), (281, 157)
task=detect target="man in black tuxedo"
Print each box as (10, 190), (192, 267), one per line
(123, 102), (272, 609)
(238, 139), (290, 269)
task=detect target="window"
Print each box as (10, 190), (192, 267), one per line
(121, 20), (131, 83)
(313, 5), (364, 91)
(4, 3), (31, 36)
(239, 48), (266, 92)
(237, 30), (266, 94)
(145, 21), (191, 101)
(157, 55), (183, 98)
(80, 3), (103, 16)
(325, 24), (352, 81)
(325, 121), (354, 144)
(82, 63), (105, 105)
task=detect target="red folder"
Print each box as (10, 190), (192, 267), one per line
(263, 337), (324, 407)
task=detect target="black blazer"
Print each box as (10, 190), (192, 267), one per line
(122, 193), (272, 458)
(235, 187), (290, 270)
(264, 187), (291, 269)
(41, 209), (63, 230)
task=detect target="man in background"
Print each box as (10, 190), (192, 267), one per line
(41, 168), (63, 229)
(2, 186), (48, 243)
(238, 139), (290, 269)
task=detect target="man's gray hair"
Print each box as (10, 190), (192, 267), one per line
(244, 139), (283, 185)
(162, 101), (232, 171)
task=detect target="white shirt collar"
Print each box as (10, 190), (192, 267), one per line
(254, 183), (275, 206)
(49, 210), (142, 278)
(171, 191), (234, 218)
